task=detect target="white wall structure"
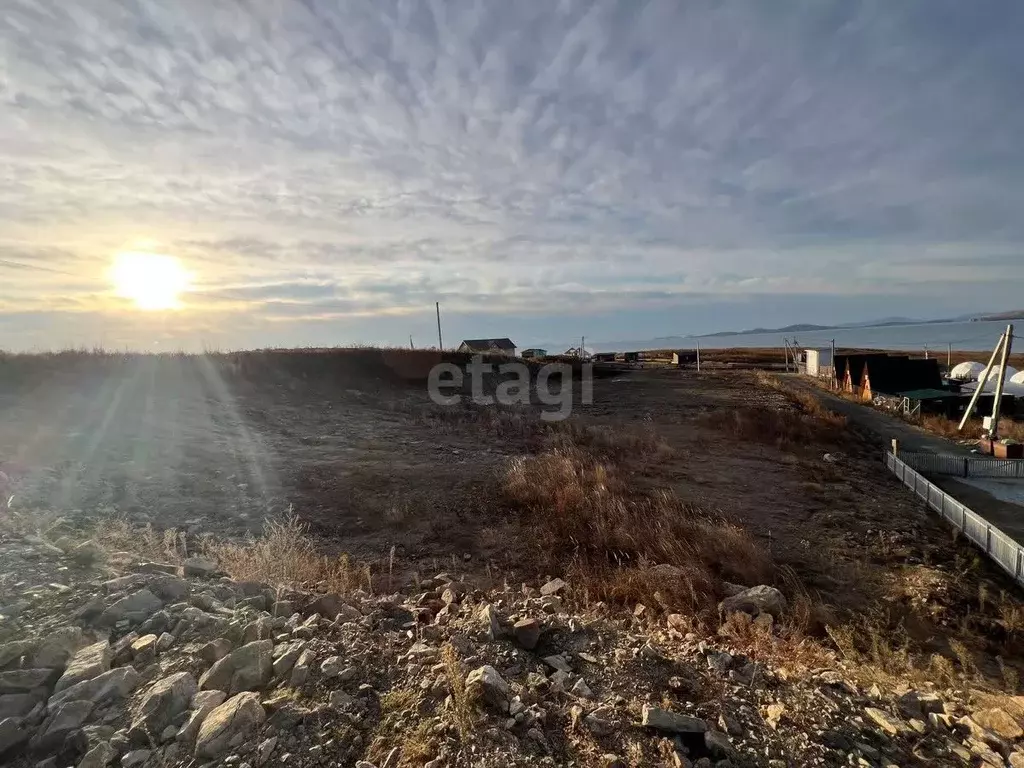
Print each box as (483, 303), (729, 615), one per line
(805, 348), (833, 377)
(950, 361), (985, 381)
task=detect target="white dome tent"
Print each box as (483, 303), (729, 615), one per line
(980, 366), (1020, 386)
(1011, 371), (1024, 385)
(950, 361), (985, 381)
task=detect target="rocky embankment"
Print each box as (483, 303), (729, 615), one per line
(1, 532), (1024, 767)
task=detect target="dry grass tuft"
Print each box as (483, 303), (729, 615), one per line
(920, 414), (1024, 442)
(442, 643), (475, 743)
(502, 445), (774, 615)
(207, 513), (370, 594)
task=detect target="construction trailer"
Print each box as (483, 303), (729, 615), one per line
(804, 348), (833, 378)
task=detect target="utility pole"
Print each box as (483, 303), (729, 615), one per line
(990, 324), (1015, 439)
(783, 338), (790, 373)
(947, 343), (952, 370)
(831, 338), (836, 388)
(696, 339), (701, 372)
(409, 335), (414, 349)
(924, 346), (929, 360)
(435, 302), (443, 350)
(581, 336), (585, 358)
(959, 328), (1007, 431)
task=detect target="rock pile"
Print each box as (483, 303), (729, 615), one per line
(1, 532), (1023, 767)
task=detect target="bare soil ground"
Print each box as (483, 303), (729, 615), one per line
(4, 350), (1024, 692)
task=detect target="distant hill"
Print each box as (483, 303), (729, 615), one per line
(970, 310), (1024, 322)
(702, 323), (833, 338)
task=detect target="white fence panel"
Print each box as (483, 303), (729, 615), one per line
(885, 451), (1024, 587)
(898, 452), (1024, 478)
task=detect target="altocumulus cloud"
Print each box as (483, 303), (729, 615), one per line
(1, 0), (1024, 349)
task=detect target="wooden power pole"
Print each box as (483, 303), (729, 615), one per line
(435, 302), (443, 350)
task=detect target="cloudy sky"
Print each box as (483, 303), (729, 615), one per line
(2, 1), (1023, 351)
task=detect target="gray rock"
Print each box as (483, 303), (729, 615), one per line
(584, 706), (617, 736)
(289, 648), (315, 687)
(30, 699), (93, 752)
(539, 578), (567, 596)
(0, 693), (44, 719)
(513, 619), (542, 650)
(271, 601), (293, 618)
(129, 672), (197, 742)
(183, 557), (218, 578)
(49, 667), (140, 708)
(54, 642), (112, 693)
(198, 638), (233, 665)
(255, 736), (278, 766)
(864, 707), (901, 736)
(149, 577), (190, 602)
(121, 749), (151, 767)
(304, 594), (344, 618)
(641, 704), (707, 734)
(0, 641), (35, 669)
(175, 690), (226, 744)
(0, 668), (59, 694)
(199, 641), (273, 694)
(156, 633), (175, 653)
(466, 666), (510, 714)
(704, 730), (735, 759)
(319, 656), (344, 678)
(0, 717), (27, 756)
(76, 740), (117, 768)
(99, 589), (163, 626)
(102, 575), (142, 593)
(542, 655), (572, 674)
(194, 692), (265, 759)
(479, 604), (503, 639)
(271, 642), (305, 678)
(30, 627), (84, 670)
(719, 585), (787, 620)
(334, 605), (362, 625)
(241, 617), (274, 644)
(131, 635), (158, 665)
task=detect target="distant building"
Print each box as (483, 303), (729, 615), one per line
(836, 353), (894, 394)
(457, 338), (517, 356)
(803, 348), (833, 378)
(563, 346), (595, 360)
(520, 348), (547, 359)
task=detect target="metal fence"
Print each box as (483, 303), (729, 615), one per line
(897, 451), (1024, 478)
(884, 451), (1024, 585)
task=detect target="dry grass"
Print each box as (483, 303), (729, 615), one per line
(442, 643), (475, 743)
(206, 513), (371, 593)
(921, 414), (1024, 442)
(502, 445), (774, 616)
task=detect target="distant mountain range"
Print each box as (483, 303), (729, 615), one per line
(584, 309), (1024, 353)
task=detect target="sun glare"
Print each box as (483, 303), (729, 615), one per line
(111, 252), (190, 310)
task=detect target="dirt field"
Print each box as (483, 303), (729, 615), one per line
(4, 349), (1024, 689)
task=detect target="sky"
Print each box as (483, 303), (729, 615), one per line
(2, 1), (1023, 352)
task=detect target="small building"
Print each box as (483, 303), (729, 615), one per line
(519, 348), (547, 359)
(592, 352), (617, 363)
(804, 348), (833, 378)
(457, 338), (517, 356)
(860, 357), (942, 401)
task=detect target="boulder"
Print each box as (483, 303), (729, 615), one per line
(194, 692), (265, 759)
(98, 589), (163, 626)
(54, 642), (112, 693)
(513, 619), (542, 650)
(149, 577), (190, 602)
(131, 635), (158, 665)
(198, 638), (233, 665)
(466, 666), (510, 714)
(30, 627), (84, 670)
(49, 667), (139, 708)
(271, 642), (305, 678)
(182, 556), (218, 578)
(121, 749), (151, 767)
(0, 717), (27, 756)
(540, 578), (567, 596)
(320, 656), (344, 679)
(129, 672), (197, 742)
(199, 640), (273, 694)
(718, 585), (787, 620)
(641, 704), (707, 734)
(0, 693), (45, 719)
(972, 708), (1024, 741)
(479, 604), (503, 640)
(0, 641), (35, 669)
(289, 648), (315, 687)
(304, 593), (344, 618)
(241, 617), (274, 644)
(0, 668), (60, 694)
(30, 699), (93, 752)
(175, 690), (226, 744)
(77, 741), (117, 768)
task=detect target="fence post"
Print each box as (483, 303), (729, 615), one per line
(964, 457), (969, 478)
(987, 525), (992, 554)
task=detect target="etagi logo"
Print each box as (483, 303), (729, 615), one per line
(428, 355), (593, 421)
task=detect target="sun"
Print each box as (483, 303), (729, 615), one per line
(111, 252), (190, 310)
